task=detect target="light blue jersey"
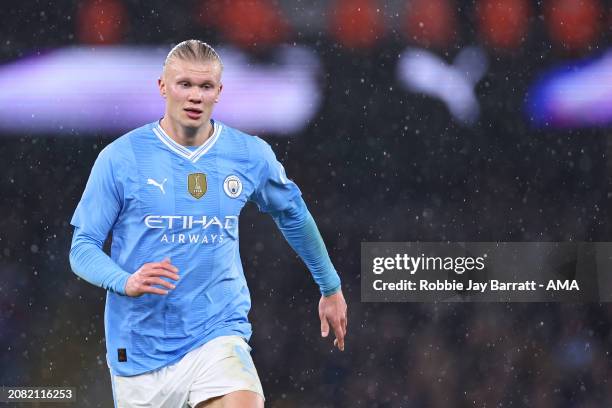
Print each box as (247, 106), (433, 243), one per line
(70, 120), (340, 376)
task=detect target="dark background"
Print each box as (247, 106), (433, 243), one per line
(1, 0), (611, 407)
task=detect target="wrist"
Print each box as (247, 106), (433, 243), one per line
(322, 285), (341, 297)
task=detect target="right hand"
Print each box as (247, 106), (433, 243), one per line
(319, 290), (348, 351)
(125, 257), (180, 297)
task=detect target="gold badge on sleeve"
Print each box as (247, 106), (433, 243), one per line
(188, 173), (207, 199)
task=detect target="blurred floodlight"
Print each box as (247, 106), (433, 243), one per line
(397, 46), (488, 125)
(477, 0), (531, 50)
(526, 50), (612, 128)
(405, 0), (457, 49)
(0, 45), (321, 135)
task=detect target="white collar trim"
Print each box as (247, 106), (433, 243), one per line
(153, 122), (222, 163)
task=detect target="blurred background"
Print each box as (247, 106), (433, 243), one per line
(1, 0), (611, 406)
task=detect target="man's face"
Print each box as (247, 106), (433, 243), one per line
(158, 58), (223, 130)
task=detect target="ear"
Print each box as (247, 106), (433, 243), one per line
(158, 77), (166, 98)
(215, 83), (223, 103)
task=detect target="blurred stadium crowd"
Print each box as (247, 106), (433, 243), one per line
(1, 0), (611, 406)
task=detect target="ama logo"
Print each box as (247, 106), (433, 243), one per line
(546, 280), (580, 291)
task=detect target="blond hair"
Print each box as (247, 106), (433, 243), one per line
(164, 39), (223, 70)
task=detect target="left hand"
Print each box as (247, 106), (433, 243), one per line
(319, 290), (348, 351)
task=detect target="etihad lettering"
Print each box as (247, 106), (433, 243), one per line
(145, 215), (238, 230)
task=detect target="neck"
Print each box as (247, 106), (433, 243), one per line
(159, 117), (213, 146)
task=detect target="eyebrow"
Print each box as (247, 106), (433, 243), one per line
(175, 77), (216, 85)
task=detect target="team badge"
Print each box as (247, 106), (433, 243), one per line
(188, 173), (207, 199)
(223, 175), (243, 198)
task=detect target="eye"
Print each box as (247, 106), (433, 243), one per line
(180, 82), (190, 88)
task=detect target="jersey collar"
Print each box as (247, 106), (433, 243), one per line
(152, 120), (222, 163)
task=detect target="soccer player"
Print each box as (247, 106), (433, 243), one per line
(69, 40), (347, 408)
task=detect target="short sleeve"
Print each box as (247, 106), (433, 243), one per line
(249, 138), (302, 214)
(70, 145), (123, 241)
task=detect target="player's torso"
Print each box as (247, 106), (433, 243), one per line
(119, 122), (257, 248)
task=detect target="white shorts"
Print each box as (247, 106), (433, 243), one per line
(110, 335), (264, 408)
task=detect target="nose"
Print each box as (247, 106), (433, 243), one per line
(187, 88), (203, 103)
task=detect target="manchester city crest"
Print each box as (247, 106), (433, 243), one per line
(188, 173), (207, 199)
(223, 175), (243, 198)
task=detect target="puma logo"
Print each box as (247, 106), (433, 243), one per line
(147, 178), (167, 194)
(397, 46), (488, 125)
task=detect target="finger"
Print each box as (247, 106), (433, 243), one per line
(331, 320), (345, 351)
(139, 286), (168, 296)
(160, 257), (178, 270)
(144, 277), (176, 290)
(156, 262), (180, 273)
(336, 337), (344, 351)
(149, 262), (179, 273)
(146, 267), (180, 281)
(320, 317), (330, 337)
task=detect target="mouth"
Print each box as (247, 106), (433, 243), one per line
(184, 107), (203, 120)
